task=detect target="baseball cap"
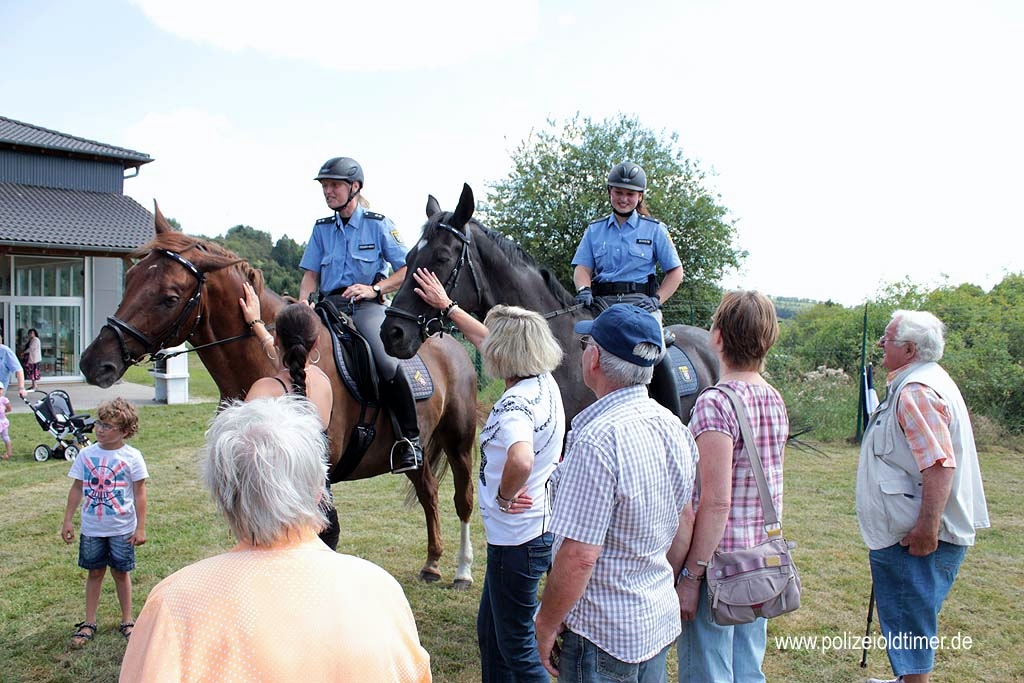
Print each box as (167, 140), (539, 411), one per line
(574, 303), (662, 367)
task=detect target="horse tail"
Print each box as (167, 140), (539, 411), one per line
(402, 430), (451, 508)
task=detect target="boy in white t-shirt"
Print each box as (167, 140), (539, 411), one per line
(61, 397), (149, 648)
(0, 385), (12, 460)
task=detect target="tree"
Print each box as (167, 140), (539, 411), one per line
(482, 113), (745, 326)
(211, 225), (303, 297)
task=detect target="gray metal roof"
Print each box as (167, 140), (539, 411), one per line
(0, 115), (153, 168)
(0, 183), (153, 253)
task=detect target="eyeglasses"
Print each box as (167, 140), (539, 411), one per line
(579, 335), (595, 351)
(878, 336), (910, 346)
(94, 421), (119, 431)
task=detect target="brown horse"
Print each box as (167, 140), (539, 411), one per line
(381, 184), (719, 424)
(79, 205), (478, 587)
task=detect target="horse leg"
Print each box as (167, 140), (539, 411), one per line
(409, 459), (443, 583)
(447, 437), (476, 590)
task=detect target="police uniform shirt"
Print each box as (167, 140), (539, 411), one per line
(571, 211), (682, 284)
(299, 205), (408, 292)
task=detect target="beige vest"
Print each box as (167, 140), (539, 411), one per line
(856, 362), (990, 550)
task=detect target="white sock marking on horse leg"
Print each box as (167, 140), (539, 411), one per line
(454, 521), (473, 584)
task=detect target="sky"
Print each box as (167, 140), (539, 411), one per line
(3, 0), (1022, 306)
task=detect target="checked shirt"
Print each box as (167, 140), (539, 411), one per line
(549, 385), (697, 663)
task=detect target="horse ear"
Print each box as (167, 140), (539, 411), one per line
(426, 195), (441, 218)
(451, 184), (475, 228)
(153, 200), (176, 235)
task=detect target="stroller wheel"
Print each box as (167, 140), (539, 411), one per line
(64, 445), (80, 461)
(33, 444), (51, 462)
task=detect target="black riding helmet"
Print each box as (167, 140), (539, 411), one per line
(315, 157), (364, 186)
(607, 161), (647, 192)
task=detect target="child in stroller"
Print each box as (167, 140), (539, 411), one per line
(26, 389), (95, 461)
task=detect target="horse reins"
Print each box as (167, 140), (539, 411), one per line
(104, 248), (254, 366)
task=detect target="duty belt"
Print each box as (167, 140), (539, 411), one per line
(592, 281), (655, 296)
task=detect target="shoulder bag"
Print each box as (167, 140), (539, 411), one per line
(704, 385), (802, 626)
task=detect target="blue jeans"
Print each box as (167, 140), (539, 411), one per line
(79, 533), (136, 572)
(478, 532), (552, 683)
(558, 631), (670, 683)
(676, 583), (767, 683)
(869, 541), (967, 677)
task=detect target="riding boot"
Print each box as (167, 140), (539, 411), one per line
(318, 480), (340, 550)
(382, 371), (422, 474)
(649, 353), (683, 420)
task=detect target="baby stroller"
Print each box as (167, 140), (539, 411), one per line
(24, 389), (95, 462)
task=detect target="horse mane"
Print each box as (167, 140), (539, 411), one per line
(422, 213), (575, 307)
(133, 231), (265, 293)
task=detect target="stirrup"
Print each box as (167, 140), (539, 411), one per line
(390, 438), (422, 474)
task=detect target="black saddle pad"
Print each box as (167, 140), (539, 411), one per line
(666, 344), (701, 397)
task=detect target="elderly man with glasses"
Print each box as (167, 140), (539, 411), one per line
(858, 310), (990, 683)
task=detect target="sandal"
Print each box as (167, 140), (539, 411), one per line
(70, 621), (97, 648)
(119, 621), (135, 640)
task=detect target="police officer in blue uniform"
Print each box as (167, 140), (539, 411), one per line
(298, 157), (420, 473)
(572, 161), (685, 416)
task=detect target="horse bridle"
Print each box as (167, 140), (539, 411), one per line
(385, 218), (482, 341)
(106, 246), (258, 369)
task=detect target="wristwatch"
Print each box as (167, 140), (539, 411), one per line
(372, 284), (382, 295)
(675, 566), (704, 586)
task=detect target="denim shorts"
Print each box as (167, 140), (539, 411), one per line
(869, 541), (967, 676)
(79, 533), (136, 572)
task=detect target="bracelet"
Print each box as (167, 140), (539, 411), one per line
(495, 494), (513, 513)
(442, 301), (459, 318)
(247, 318), (265, 329)
(495, 489), (514, 504)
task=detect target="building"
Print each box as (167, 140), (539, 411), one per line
(0, 115), (154, 383)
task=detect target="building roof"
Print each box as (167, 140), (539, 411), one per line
(0, 183), (153, 253)
(0, 115), (153, 168)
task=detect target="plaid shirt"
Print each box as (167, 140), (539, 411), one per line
(549, 385), (697, 663)
(890, 379), (957, 471)
(688, 382), (789, 553)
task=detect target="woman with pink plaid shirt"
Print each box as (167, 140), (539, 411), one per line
(674, 291), (789, 682)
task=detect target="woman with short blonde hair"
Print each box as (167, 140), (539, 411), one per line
(413, 268), (565, 682)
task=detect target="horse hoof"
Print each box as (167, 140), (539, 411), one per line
(452, 578), (473, 591)
(418, 570), (442, 583)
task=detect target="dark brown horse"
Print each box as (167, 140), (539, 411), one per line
(79, 205), (478, 587)
(381, 184), (719, 423)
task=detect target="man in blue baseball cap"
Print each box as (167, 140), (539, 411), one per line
(535, 304), (699, 681)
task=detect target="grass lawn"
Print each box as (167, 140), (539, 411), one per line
(1, 400), (1021, 682)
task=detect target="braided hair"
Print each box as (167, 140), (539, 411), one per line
(274, 303), (321, 396)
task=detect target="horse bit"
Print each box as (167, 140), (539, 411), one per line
(384, 218), (482, 341)
(103, 248), (252, 366)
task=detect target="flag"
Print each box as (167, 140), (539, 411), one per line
(863, 362), (879, 418)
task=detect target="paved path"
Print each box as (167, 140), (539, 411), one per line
(12, 381), (216, 415)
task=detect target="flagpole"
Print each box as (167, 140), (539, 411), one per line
(856, 302), (869, 441)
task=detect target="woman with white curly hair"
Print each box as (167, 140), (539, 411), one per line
(120, 395), (432, 682)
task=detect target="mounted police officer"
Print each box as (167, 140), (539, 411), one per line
(571, 161), (685, 417)
(298, 156), (420, 473)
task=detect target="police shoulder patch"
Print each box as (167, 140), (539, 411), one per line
(391, 229), (404, 244)
(315, 215), (335, 225)
(364, 211), (386, 221)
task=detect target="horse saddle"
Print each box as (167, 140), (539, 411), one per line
(314, 300), (434, 483)
(664, 330), (701, 398)
(314, 299), (435, 404)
